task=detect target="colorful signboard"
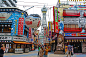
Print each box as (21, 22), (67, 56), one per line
(53, 6), (59, 33)
(64, 33), (86, 36)
(78, 33), (86, 36)
(44, 27), (48, 37)
(18, 17), (24, 35)
(29, 27), (32, 38)
(64, 33), (77, 36)
(48, 22), (52, 38)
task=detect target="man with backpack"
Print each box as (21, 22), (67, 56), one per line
(67, 45), (72, 57)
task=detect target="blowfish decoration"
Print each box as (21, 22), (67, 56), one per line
(25, 14), (41, 28)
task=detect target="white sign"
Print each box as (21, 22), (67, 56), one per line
(13, 36), (23, 41)
(0, 36), (12, 40)
(0, 33), (11, 35)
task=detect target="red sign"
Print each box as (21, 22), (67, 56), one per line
(78, 33), (86, 36)
(29, 28), (31, 38)
(18, 18), (24, 35)
(71, 33), (76, 36)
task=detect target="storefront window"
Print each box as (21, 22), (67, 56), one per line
(0, 24), (11, 33)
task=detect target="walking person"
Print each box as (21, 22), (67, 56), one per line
(38, 45), (41, 57)
(0, 44), (5, 57)
(44, 46), (48, 57)
(67, 45), (72, 57)
(39, 47), (44, 57)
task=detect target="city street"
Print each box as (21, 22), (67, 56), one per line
(4, 49), (86, 57)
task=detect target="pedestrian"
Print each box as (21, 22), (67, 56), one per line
(67, 45), (72, 57)
(0, 44), (5, 57)
(44, 46), (48, 57)
(39, 47), (44, 57)
(38, 45), (41, 57)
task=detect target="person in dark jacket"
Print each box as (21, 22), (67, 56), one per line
(0, 44), (5, 57)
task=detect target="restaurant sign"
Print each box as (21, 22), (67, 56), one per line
(64, 33), (86, 36)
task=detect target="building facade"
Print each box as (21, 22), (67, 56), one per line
(63, 6), (86, 53)
(0, 7), (32, 53)
(52, 5), (86, 54)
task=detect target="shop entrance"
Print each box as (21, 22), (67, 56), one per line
(70, 42), (82, 53)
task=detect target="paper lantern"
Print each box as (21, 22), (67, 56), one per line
(25, 14), (41, 28)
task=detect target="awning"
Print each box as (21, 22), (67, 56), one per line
(13, 41), (32, 44)
(65, 37), (86, 39)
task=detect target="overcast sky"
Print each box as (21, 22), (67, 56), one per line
(17, 0), (86, 31)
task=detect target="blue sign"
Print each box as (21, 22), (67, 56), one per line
(48, 38), (50, 41)
(31, 39), (33, 41)
(65, 33), (72, 36)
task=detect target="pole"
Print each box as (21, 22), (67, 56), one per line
(67, 0), (68, 5)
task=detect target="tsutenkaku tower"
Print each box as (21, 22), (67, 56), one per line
(40, 5), (47, 44)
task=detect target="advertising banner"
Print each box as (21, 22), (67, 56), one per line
(78, 33), (86, 36)
(29, 27), (32, 38)
(64, 33), (86, 36)
(53, 6), (59, 33)
(48, 22), (52, 38)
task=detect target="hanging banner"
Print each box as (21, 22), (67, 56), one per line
(53, 6), (59, 33)
(29, 27), (32, 38)
(48, 22), (52, 38)
(32, 44), (34, 51)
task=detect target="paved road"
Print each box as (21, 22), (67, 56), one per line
(4, 49), (86, 57)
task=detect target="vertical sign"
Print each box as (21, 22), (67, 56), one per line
(18, 18), (24, 35)
(29, 27), (32, 38)
(48, 22), (52, 38)
(53, 6), (59, 33)
(15, 20), (17, 35)
(32, 44), (34, 51)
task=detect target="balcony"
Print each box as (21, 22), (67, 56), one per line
(64, 27), (82, 32)
(63, 11), (80, 16)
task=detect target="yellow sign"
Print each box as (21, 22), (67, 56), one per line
(48, 21), (52, 36)
(42, 11), (46, 13)
(15, 20), (17, 34)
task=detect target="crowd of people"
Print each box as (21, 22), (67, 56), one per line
(38, 45), (48, 57)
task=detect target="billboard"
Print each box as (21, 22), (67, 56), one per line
(48, 22), (52, 38)
(29, 27), (32, 38)
(53, 6), (59, 33)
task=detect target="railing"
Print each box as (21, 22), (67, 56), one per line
(63, 11), (80, 16)
(64, 27), (82, 32)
